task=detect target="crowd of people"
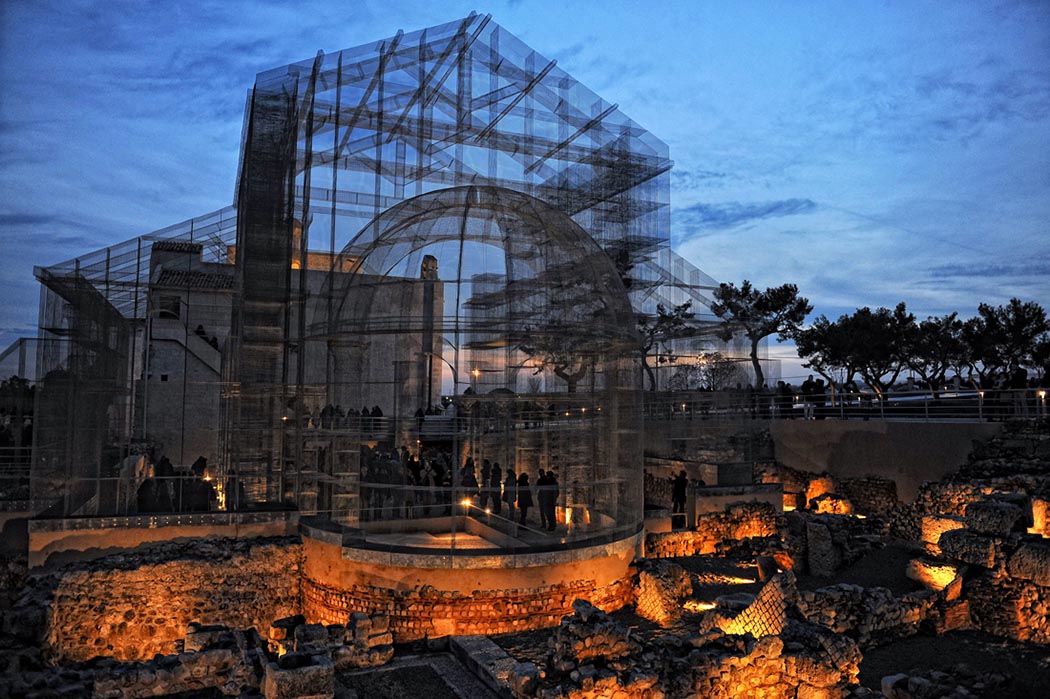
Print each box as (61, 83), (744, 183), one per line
(359, 445), (562, 531)
(658, 369), (1048, 421)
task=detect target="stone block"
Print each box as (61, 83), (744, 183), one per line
(965, 500), (1024, 536)
(905, 558), (960, 592)
(756, 555), (779, 582)
(938, 529), (997, 568)
(183, 623), (230, 652)
(920, 514), (966, 555)
(1031, 497), (1049, 536)
(805, 476), (836, 509)
(943, 575), (963, 602)
(941, 600), (971, 632)
(294, 624), (328, 652)
(881, 673), (909, 698)
(348, 612), (372, 643)
(807, 522), (842, 577)
(263, 653), (334, 699)
(268, 615), (305, 642)
(370, 614), (390, 634)
(810, 493), (852, 516)
(367, 631), (393, 647)
(1007, 542), (1050, 586)
(508, 662), (540, 696)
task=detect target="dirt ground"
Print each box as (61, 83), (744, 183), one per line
(794, 541), (922, 594)
(336, 654), (499, 699)
(859, 630), (1050, 698)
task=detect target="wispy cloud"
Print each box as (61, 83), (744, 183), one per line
(928, 259), (1050, 279)
(677, 198), (817, 231)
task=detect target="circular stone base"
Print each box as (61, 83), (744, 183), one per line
(300, 526), (642, 640)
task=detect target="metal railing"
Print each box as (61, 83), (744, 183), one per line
(644, 387), (1049, 423)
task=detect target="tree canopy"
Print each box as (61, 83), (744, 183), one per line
(794, 298), (1049, 391)
(637, 301), (695, 391)
(710, 280), (811, 390)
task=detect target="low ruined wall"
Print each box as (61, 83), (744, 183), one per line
(303, 573), (633, 642)
(957, 537), (1050, 644)
(517, 596), (861, 699)
(301, 532), (639, 641)
(10, 537), (302, 662)
(798, 584), (937, 646)
(27, 511), (299, 568)
(645, 502), (780, 558)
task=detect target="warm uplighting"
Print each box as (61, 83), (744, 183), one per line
(471, 368), (480, 379)
(684, 600), (717, 612)
(725, 576), (756, 585)
(783, 504), (796, 512)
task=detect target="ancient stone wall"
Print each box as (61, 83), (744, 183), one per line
(837, 476), (898, 516)
(798, 584), (937, 646)
(301, 573), (634, 642)
(645, 502), (780, 558)
(516, 597), (860, 699)
(957, 537), (1050, 644)
(781, 511), (888, 578)
(9, 537), (302, 662)
(632, 560), (692, 626)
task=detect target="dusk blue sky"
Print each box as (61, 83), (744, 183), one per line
(2, 0), (1048, 379)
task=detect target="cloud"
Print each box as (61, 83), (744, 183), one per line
(671, 168), (730, 192)
(928, 260), (1050, 279)
(676, 198), (817, 231)
(0, 213), (58, 226)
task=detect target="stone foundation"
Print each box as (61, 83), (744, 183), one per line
(302, 572), (634, 641)
(300, 531), (640, 641)
(8, 537), (301, 662)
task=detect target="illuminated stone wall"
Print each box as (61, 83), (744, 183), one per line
(798, 584), (937, 645)
(645, 502), (780, 558)
(523, 596), (861, 699)
(301, 566), (634, 642)
(11, 537), (301, 662)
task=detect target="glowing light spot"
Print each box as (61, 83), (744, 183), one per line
(684, 600), (717, 612)
(461, 498), (473, 507)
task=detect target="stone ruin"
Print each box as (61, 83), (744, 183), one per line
(2, 420), (1048, 697)
(633, 559), (693, 627)
(0, 612), (394, 698)
(509, 582), (862, 699)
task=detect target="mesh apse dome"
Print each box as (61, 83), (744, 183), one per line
(303, 185), (644, 551)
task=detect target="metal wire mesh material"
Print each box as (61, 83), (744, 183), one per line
(22, 14), (733, 552)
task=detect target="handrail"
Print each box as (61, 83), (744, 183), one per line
(642, 386), (1049, 423)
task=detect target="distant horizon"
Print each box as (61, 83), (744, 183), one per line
(2, 1), (1048, 378)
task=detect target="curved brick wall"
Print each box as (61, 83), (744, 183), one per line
(300, 532), (641, 641)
